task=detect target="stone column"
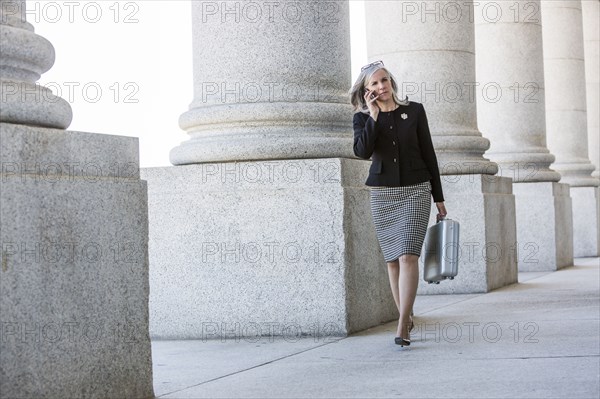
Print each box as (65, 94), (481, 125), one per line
(365, 1), (497, 174)
(541, 0), (600, 257)
(542, 0), (597, 186)
(170, 1), (354, 164)
(145, 1), (401, 339)
(365, 1), (517, 293)
(0, 1), (154, 396)
(0, 0), (72, 128)
(475, 0), (573, 271)
(582, 0), (599, 178)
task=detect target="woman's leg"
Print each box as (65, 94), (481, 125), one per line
(387, 260), (400, 312)
(395, 254), (419, 339)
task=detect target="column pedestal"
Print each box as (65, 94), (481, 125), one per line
(571, 187), (600, 257)
(0, 123), (154, 398)
(142, 159), (397, 338)
(512, 182), (573, 271)
(143, 164), (518, 339)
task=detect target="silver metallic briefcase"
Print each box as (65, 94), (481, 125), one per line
(422, 218), (460, 284)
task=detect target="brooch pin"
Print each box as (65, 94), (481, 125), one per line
(401, 113), (408, 120)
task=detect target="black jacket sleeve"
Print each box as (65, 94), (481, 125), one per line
(416, 104), (445, 202)
(353, 112), (378, 160)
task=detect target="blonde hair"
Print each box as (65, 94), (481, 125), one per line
(348, 65), (408, 113)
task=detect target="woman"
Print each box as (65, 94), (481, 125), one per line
(350, 60), (447, 347)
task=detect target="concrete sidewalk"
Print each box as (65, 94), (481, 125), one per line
(151, 257), (600, 399)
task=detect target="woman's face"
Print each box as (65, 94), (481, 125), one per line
(366, 69), (393, 102)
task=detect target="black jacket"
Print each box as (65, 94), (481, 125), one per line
(353, 101), (444, 202)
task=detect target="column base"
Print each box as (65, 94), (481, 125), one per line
(511, 182), (573, 271)
(417, 174), (518, 294)
(571, 186), (600, 257)
(170, 132), (355, 165)
(0, 123), (153, 399)
(142, 159), (398, 339)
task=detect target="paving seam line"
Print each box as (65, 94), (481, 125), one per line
(157, 339), (344, 397)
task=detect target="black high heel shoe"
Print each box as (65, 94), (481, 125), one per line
(396, 314), (413, 346)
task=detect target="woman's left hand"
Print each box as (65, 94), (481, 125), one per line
(435, 202), (447, 222)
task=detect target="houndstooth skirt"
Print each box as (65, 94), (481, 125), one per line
(369, 182), (432, 262)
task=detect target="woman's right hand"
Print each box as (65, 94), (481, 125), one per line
(435, 202), (447, 222)
(364, 90), (380, 121)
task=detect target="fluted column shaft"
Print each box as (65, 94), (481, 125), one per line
(0, 0), (72, 128)
(582, 0), (599, 178)
(170, 1), (353, 165)
(541, 0), (598, 187)
(475, 0), (560, 182)
(364, 0), (497, 174)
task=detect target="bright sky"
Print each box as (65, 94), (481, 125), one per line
(31, 0), (368, 167)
